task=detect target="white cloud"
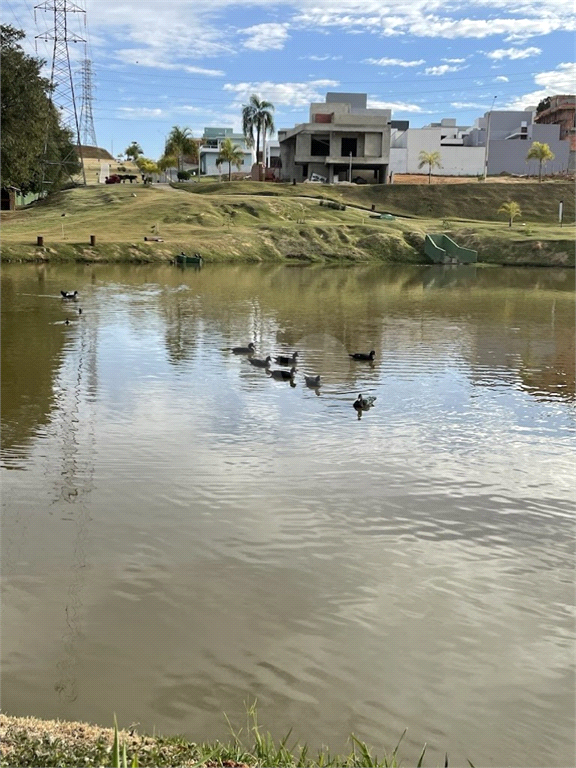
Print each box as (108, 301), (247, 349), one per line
(223, 80), (340, 108)
(368, 99), (424, 113)
(291, 3), (576, 40)
(424, 64), (467, 75)
(117, 107), (166, 119)
(364, 57), (425, 67)
(241, 23), (290, 51)
(503, 63), (576, 109)
(494, 75), (509, 82)
(486, 46), (542, 60)
(442, 57), (466, 63)
(451, 101), (488, 109)
(299, 55), (343, 61)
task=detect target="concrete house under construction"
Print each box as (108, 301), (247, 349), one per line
(278, 93), (391, 184)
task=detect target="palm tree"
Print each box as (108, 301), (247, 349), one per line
(418, 150), (442, 184)
(124, 142), (143, 161)
(242, 94), (275, 166)
(498, 200), (522, 227)
(526, 141), (555, 182)
(216, 137), (244, 181)
(162, 126), (199, 174)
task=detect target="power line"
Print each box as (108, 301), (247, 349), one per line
(35, 0), (87, 184)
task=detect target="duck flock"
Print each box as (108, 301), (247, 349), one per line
(229, 343), (377, 417)
(61, 289), (377, 417)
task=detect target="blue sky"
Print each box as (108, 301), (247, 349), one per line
(7, 0), (576, 160)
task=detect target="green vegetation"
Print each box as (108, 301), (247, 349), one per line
(162, 126), (200, 175)
(526, 142), (555, 182)
(217, 138), (245, 181)
(418, 152), (442, 185)
(242, 94), (275, 164)
(0, 25), (81, 194)
(498, 200), (522, 227)
(1, 181), (573, 267)
(0, 708), (475, 767)
(124, 142), (143, 162)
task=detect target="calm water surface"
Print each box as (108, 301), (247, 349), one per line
(1, 262), (574, 767)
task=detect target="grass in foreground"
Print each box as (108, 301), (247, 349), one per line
(0, 706), (476, 768)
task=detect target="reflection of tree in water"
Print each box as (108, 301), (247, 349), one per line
(161, 292), (203, 365)
(51, 320), (97, 703)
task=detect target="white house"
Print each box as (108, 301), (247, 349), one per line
(198, 127), (254, 177)
(390, 118), (484, 176)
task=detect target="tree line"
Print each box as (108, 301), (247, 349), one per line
(1, 25), (81, 195)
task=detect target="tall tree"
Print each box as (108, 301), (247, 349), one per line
(1, 24), (80, 194)
(242, 94), (275, 166)
(418, 150), (442, 184)
(498, 200), (522, 228)
(125, 142), (143, 161)
(162, 126), (199, 173)
(526, 141), (555, 182)
(216, 137), (244, 181)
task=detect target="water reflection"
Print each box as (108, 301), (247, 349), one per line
(1, 262), (575, 768)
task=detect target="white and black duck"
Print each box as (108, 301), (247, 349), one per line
(61, 290), (78, 299)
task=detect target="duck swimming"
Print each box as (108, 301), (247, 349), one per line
(248, 355), (272, 368)
(268, 366), (297, 381)
(304, 374), (321, 387)
(353, 393), (377, 412)
(232, 343), (255, 354)
(61, 290), (78, 299)
(274, 352), (298, 366)
(349, 350), (375, 361)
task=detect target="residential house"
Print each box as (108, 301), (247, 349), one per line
(534, 95), (575, 170)
(197, 127), (254, 177)
(278, 93), (391, 183)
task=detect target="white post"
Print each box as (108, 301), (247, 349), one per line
(559, 200), (564, 227)
(483, 96), (497, 181)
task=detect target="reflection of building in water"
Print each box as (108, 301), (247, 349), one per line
(51, 318), (98, 702)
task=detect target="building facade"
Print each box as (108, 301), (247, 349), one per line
(196, 128), (254, 177)
(390, 110), (570, 177)
(534, 95), (575, 171)
(278, 93), (391, 183)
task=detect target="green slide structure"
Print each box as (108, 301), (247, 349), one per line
(425, 233), (478, 264)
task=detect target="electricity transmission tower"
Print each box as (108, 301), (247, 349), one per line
(35, 0), (87, 185)
(79, 57), (97, 147)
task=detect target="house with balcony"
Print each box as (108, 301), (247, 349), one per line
(196, 127), (255, 177)
(278, 93), (391, 184)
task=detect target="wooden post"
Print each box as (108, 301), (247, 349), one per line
(90, 234), (96, 246)
(371, 204), (376, 211)
(37, 236), (44, 246)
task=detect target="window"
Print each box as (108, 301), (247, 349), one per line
(310, 136), (330, 156)
(341, 137), (357, 157)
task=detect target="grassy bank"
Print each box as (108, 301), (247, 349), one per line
(0, 711), (468, 768)
(1, 180), (573, 266)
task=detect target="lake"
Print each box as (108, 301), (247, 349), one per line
(1, 261), (574, 767)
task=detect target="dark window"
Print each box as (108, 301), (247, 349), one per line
(301, 164), (308, 178)
(341, 137), (357, 157)
(310, 136), (330, 156)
